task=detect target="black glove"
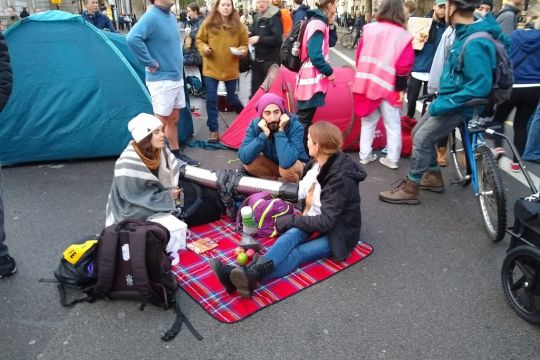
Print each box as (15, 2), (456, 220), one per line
(275, 214), (295, 233)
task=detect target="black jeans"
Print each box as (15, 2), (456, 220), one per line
(250, 59), (279, 98)
(297, 107), (318, 154)
(493, 86), (540, 161)
(406, 77), (427, 118)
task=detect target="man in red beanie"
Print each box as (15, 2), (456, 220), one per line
(238, 93), (308, 182)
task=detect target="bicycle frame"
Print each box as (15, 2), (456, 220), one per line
(460, 118), (485, 195)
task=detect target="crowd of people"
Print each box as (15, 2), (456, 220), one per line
(0, 0), (539, 306)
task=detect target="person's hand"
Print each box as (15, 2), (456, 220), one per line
(258, 119), (270, 137)
(278, 113), (290, 132)
(171, 188), (180, 200)
(202, 45), (212, 55)
(249, 36), (260, 45)
(398, 91), (405, 103)
(147, 62), (159, 73)
(327, 74), (336, 82)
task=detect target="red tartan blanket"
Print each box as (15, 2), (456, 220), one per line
(172, 219), (373, 323)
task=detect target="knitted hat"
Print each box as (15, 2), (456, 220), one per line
(128, 113), (163, 143)
(255, 93), (285, 119)
(435, 0), (447, 5)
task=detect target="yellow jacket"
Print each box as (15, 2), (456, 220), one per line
(196, 21), (249, 81)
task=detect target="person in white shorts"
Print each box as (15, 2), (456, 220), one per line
(127, 0), (200, 166)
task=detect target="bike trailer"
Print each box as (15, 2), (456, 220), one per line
(512, 192), (540, 247)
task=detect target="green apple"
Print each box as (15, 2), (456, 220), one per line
(237, 252), (249, 266)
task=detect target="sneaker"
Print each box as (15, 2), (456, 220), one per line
(177, 153), (200, 167)
(492, 147), (506, 160)
(510, 162), (520, 173)
(379, 157), (399, 169)
(0, 255), (16, 278)
(359, 153), (377, 165)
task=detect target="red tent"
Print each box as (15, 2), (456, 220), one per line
(220, 65), (385, 151)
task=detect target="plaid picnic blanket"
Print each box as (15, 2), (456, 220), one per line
(172, 219), (373, 323)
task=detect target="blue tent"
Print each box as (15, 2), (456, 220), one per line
(0, 11), (193, 165)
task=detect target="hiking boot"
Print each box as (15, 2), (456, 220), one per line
(419, 171), (445, 193)
(229, 259), (274, 298)
(209, 258), (236, 294)
(379, 178), (419, 205)
(0, 255), (16, 278)
(208, 131), (219, 143)
(437, 147), (447, 167)
(359, 153), (377, 165)
(176, 152), (200, 167)
(379, 157), (399, 169)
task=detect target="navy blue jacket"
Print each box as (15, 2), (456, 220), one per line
(412, 17), (447, 72)
(81, 11), (116, 32)
(510, 29), (540, 84)
(292, 5), (309, 25)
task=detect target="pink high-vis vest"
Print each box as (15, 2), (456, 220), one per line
(352, 21), (413, 101)
(294, 19), (330, 101)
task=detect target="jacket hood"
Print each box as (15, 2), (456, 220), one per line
(260, 5), (280, 19)
(512, 29), (540, 55)
(306, 9), (328, 23)
(317, 151), (367, 185)
(454, 13), (510, 47)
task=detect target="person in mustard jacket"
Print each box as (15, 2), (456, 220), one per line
(196, 0), (249, 143)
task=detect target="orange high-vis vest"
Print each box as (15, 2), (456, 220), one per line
(352, 21), (413, 101)
(294, 19), (330, 101)
(280, 8), (293, 36)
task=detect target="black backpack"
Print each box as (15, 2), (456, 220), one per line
(457, 31), (513, 105)
(47, 221), (202, 342)
(280, 18), (312, 72)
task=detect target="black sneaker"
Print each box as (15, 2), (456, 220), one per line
(0, 255), (16, 278)
(177, 153), (200, 167)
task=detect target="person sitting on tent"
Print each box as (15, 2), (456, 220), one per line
(127, 0), (200, 167)
(294, 0), (338, 154)
(238, 93), (308, 182)
(81, 0), (116, 32)
(105, 113), (225, 227)
(210, 121), (366, 298)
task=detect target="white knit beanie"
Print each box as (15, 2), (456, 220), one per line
(127, 113), (163, 143)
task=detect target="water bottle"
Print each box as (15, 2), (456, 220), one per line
(241, 206), (258, 235)
(291, 41), (300, 57)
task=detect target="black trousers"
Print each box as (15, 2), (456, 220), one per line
(250, 59), (279, 98)
(493, 86), (540, 161)
(406, 77), (427, 118)
(297, 107), (318, 154)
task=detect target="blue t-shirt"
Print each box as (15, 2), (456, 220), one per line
(126, 6), (183, 82)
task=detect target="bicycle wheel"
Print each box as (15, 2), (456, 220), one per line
(448, 128), (471, 186)
(501, 245), (540, 324)
(475, 144), (507, 242)
(340, 33), (354, 48)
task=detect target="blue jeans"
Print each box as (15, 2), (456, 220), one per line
(524, 103), (540, 162)
(203, 76), (243, 132)
(409, 112), (467, 182)
(263, 228), (331, 280)
(0, 169), (8, 257)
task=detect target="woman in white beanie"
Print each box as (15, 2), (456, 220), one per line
(105, 113), (225, 226)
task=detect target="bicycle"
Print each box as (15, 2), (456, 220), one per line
(340, 26), (356, 48)
(419, 94), (507, 242)
(446, 98), (507, 242)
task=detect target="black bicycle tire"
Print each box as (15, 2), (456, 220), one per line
(449, 129), (471, 186)
(475, 145), (507, 242)
(501, 245), (540, 325)
(340, 33), (354, 48)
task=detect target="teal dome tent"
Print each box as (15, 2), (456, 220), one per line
(0, 11), (193, 165)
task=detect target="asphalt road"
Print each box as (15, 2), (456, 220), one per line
(1, 43), (539, 360)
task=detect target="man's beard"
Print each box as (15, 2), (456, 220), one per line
(267, 122), (280, 133)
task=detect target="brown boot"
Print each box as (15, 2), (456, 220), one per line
(419, 170), (445, 193)
(208, 131), (219, 143)
(437, 147), (447, 167)
(379, 178), (420, 205)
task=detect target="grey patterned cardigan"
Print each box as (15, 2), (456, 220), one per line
(105, 142), (184, 226)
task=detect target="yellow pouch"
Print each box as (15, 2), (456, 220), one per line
(63, 239), (98, 265)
